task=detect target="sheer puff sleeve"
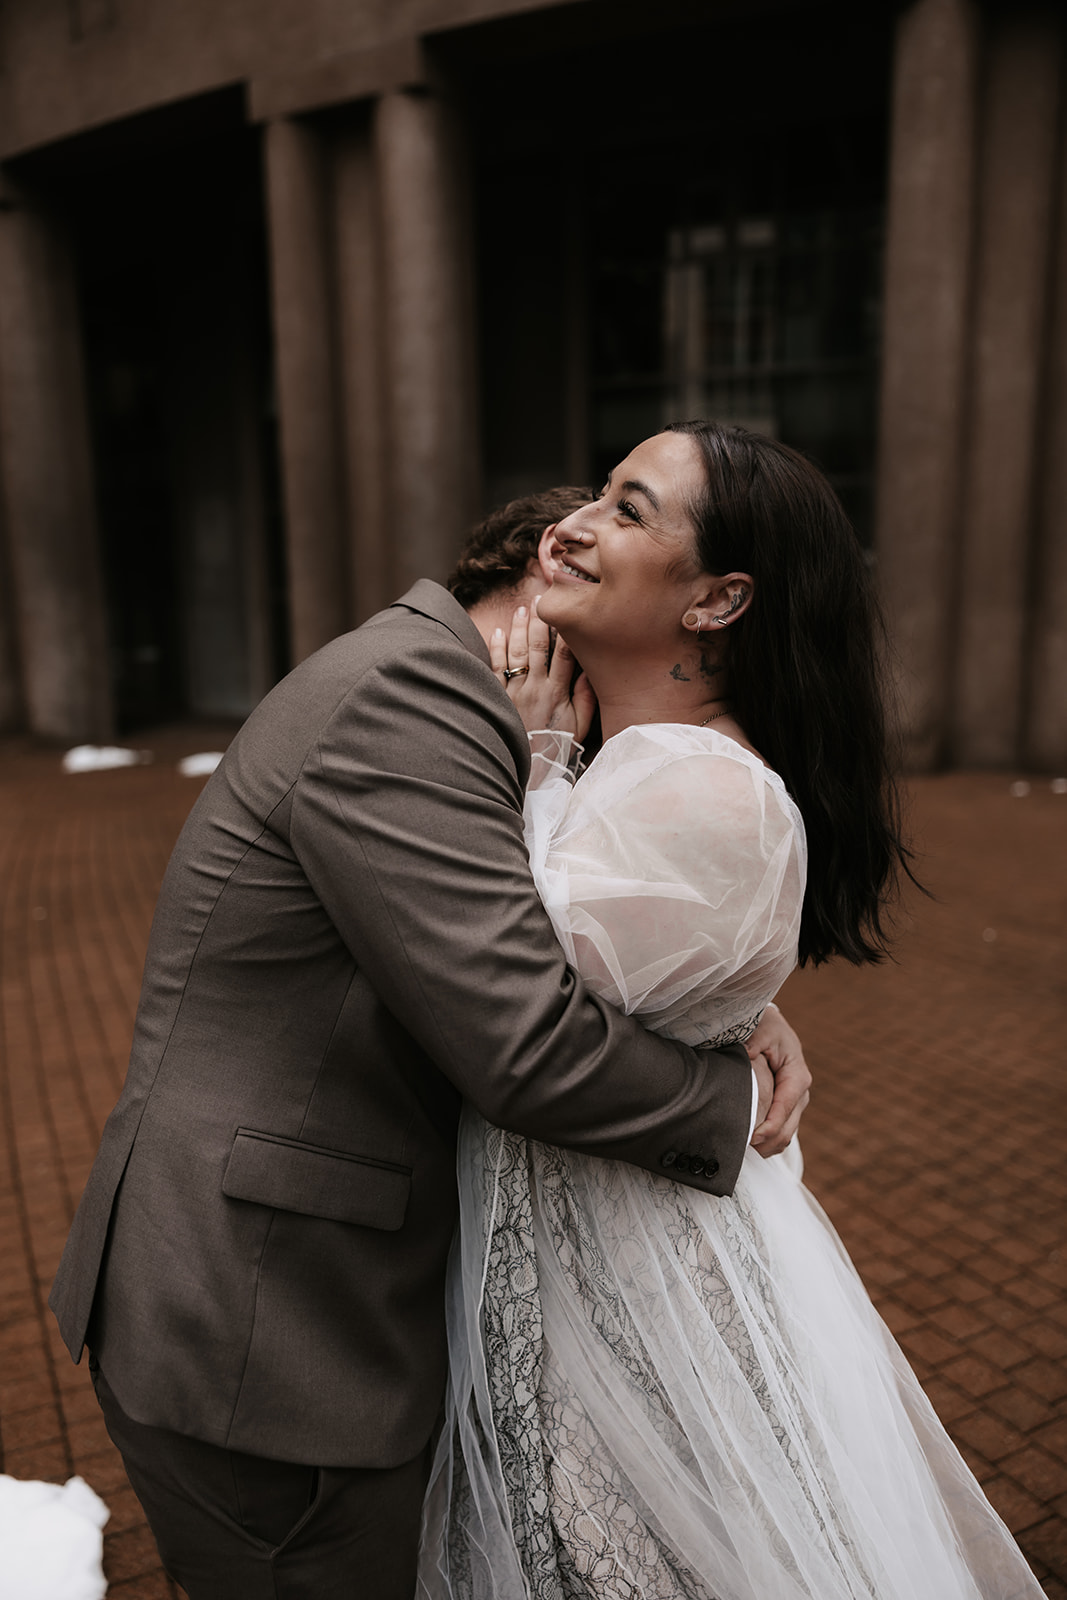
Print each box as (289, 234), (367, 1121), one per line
(524, 724), (806, 1047)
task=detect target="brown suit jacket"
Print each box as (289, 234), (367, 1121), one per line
(49, 582), (752, 1468)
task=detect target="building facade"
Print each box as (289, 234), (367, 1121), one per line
(0, 0), (1063, 769)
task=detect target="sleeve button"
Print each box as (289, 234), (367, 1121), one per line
(660, 1150), (678, 1168)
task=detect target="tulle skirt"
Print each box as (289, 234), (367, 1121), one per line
(417, 1108), (1043, 1600)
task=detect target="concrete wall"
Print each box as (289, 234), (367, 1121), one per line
(0, 4), (485, 729)
(0, 0), (587, 160)
(0, 0), (1064, 764)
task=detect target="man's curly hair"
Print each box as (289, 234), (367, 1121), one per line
(447, 486), (593, 610)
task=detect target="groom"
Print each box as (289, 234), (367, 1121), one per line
(50, 487), (810, 1600)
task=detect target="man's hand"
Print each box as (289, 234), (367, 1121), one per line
(746, 1002), (811, 1157)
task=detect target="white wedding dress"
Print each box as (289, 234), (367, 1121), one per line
(418, 724), (1042, 1600)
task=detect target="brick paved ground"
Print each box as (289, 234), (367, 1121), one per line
(1, 726), (1064, 1596)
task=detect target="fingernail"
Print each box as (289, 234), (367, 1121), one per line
(516, 606), (527, 618)
(493, 628), (504, 639)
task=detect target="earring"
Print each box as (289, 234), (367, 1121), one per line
(714, 589), (746, 624)
(683, 611), (699, 628)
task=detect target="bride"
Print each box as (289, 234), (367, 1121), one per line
(417, 422), (1042, 1599)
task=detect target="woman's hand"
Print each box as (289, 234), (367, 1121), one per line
(490, 599), (596, 741)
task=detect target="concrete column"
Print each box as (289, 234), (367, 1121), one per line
(333, 124), (393, 622)
(874, 0), (980, 769)
(264, 117), (347, 665)
(952, 10), (1061, 766)
(0, 185), (112, 742)
(374, 89), (479, 593)
(1027, 53), (1067, 773)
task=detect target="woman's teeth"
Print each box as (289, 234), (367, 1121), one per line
(562, 563), (598, 583)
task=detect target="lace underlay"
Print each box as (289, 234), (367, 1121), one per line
(441, 1017), (880, 1600)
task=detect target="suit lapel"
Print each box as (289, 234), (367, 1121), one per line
(391, 581), (490, 666)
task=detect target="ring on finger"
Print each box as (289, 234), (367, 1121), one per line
(504, 666), (530, 680)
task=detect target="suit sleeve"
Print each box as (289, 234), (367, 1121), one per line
(289, 633), (753, 1194)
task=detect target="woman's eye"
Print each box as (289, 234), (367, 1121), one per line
(617, 499), (641, 522)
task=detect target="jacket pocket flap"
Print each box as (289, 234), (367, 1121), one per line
(223, 1129), (410, 1231)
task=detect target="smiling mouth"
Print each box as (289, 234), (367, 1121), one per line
(560, 562), (599, 584)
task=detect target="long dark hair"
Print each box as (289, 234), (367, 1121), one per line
(666, 419), (915, 967)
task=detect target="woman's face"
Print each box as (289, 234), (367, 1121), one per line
(537, 432), (709, 653)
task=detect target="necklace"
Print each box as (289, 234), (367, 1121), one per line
(699, 706), (732, 726)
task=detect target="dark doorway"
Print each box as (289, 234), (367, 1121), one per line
(15, 89), (285, 731)
(451, 0), (893, 541)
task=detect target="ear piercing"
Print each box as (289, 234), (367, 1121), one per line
(713, 590), (747, 625)
(687, 591), (747, 633)
(687, 592), (748, 633)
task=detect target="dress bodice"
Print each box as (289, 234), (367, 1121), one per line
(524, 723), (806, 1046)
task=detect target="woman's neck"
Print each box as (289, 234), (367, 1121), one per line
(582, 641), (731, 743)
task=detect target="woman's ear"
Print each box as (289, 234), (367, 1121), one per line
(686, 573), (754, 632)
